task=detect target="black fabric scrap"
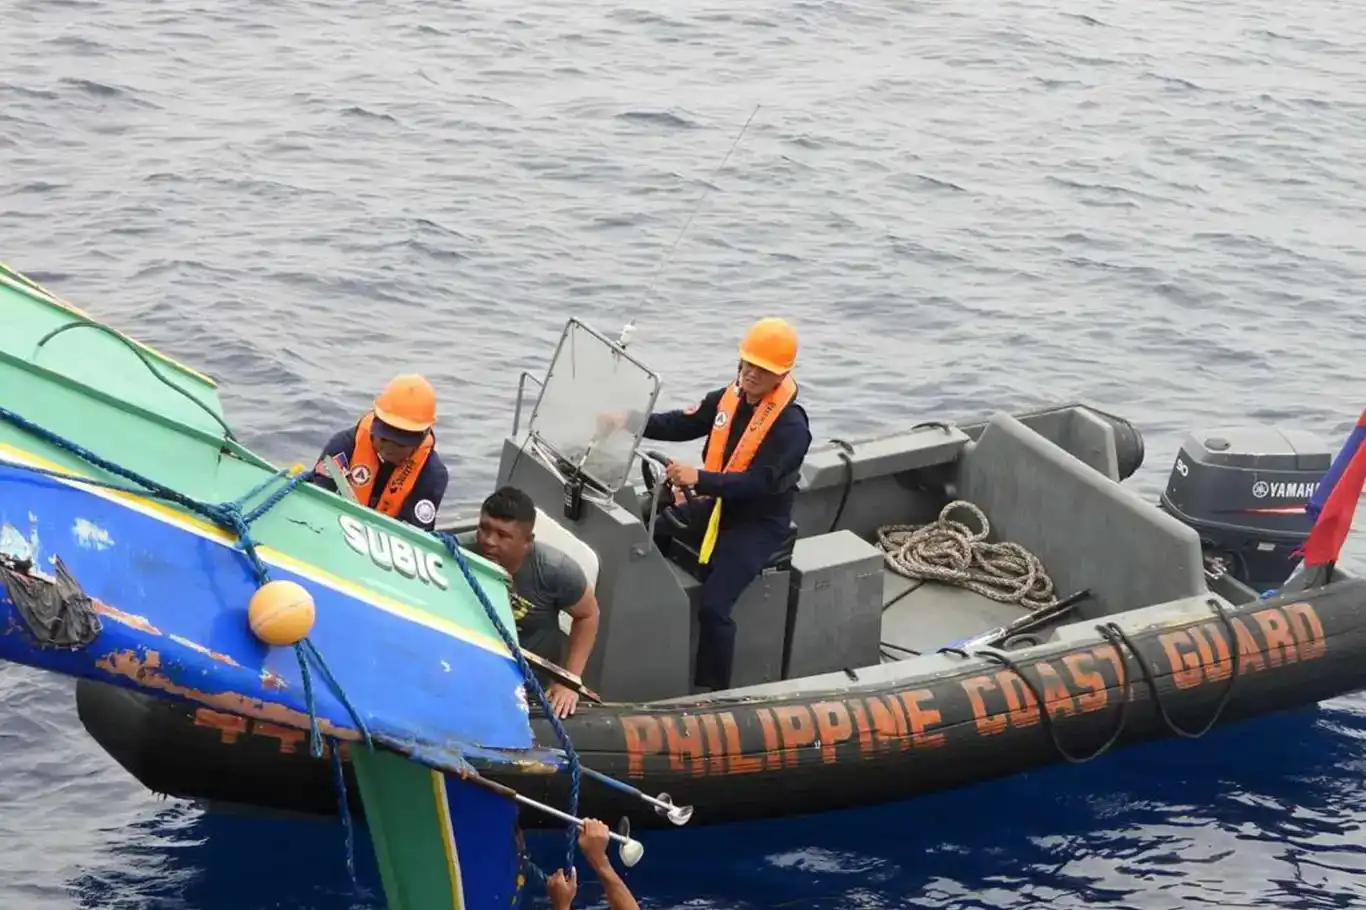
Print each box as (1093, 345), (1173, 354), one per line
(0, 555), (103, 650)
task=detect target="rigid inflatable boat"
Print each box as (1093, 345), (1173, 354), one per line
(75, 317), (1366, 831)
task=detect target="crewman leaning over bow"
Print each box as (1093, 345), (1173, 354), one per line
(601, 318), (812, 692)
(308, 374), (450, 531)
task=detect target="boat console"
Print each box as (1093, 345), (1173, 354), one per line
(464, 322), (1103, 696)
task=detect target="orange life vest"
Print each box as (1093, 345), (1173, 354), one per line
(695, 375), (798, 563)
(347, 411), (435, 518)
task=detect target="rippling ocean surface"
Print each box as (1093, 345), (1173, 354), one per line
(4, 0), (1366, 906)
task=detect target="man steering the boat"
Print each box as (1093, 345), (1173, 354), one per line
(598, 317), (811, 692)
(471, 486), (601, 718)
(307, 374), (450, 532)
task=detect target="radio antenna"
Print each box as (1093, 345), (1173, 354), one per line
(617, 103), (762, 350)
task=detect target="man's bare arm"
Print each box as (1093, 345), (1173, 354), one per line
(579, 819), (640, 910)
(561, 587), (600, 678)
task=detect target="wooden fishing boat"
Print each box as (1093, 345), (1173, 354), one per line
(0, 261), (643, 909)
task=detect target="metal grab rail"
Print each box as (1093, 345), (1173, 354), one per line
(511, 370), (544, 438)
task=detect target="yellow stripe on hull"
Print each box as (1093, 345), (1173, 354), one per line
(431, 770), (467, 910)
(0, 441), (514, 661)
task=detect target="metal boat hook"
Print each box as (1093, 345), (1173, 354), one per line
(578, 763), (695, 825)
(461, 771), (648, 867)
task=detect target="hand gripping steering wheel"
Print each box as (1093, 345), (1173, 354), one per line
(640, 450), (698, 532)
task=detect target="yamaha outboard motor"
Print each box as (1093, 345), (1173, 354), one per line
(1160, 426), (1332, 594)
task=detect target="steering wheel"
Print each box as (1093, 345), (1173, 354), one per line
(640, 450), (698, 532)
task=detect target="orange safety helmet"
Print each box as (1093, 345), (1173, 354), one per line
(738, 317), (798, 375)
(373, 373), (438, 433)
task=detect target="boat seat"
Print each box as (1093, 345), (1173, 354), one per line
(667, 522), (801, 690)
(669, 521), (799, 576)
(531, 507), (600, 588)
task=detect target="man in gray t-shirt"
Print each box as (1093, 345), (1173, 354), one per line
(509, 541), (589, 662)
(468, 486), (601, 718)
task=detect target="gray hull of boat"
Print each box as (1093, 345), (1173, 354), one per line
(471, 403), (1224, 704)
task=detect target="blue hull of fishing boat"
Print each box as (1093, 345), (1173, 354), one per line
(0, 453), (535, 766)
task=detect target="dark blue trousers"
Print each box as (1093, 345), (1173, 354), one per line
(654, 500), (787, 690)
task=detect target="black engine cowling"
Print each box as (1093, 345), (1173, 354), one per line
(1159, 426), (1332, 594)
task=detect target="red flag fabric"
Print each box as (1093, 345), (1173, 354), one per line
(1307, 409), (1366, 522)
(1302, 436), (1366, 568)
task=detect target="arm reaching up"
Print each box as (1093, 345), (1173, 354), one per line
(579, 818), (641, 910)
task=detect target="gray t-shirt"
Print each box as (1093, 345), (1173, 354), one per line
(509, 542), (589, 663)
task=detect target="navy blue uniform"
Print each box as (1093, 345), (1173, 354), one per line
(308, 427), (450, 531)
(643, 385), (812, 690)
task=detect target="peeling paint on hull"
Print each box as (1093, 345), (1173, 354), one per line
(0, 462), (543, 775)
(94, 648), (355, 740)
(73, 517), (114, 551)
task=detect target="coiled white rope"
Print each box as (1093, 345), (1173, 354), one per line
(875, 501), (1058, 610)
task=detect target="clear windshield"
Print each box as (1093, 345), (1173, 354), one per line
(524, 319), (661, 494)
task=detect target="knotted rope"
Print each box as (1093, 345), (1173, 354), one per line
(876, 500), (1058, 611)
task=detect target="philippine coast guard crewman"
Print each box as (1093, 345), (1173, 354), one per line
(309, 374), (450, 531)
(602, 317), (812, 691)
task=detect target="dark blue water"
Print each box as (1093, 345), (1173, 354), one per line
(4, 0), (1366, 905)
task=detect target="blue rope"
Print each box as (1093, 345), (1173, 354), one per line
(5, 461), (182, 501)
(2, 458), (310, 542)
(434, 532), (583, 875)
(294, 644), (326, 758)
(300, 638), (373, 753)
(0, 404), (371, 888)
(1, 406), (236, 523)
(228, 464), (295, 511)
(330, 737), (359, 883)
(516, 849), (549, 908)
(2, 404), (599, 883)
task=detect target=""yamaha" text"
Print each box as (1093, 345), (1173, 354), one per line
(338, 515), (449, 590)
(1253, 480), (1319, 500)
